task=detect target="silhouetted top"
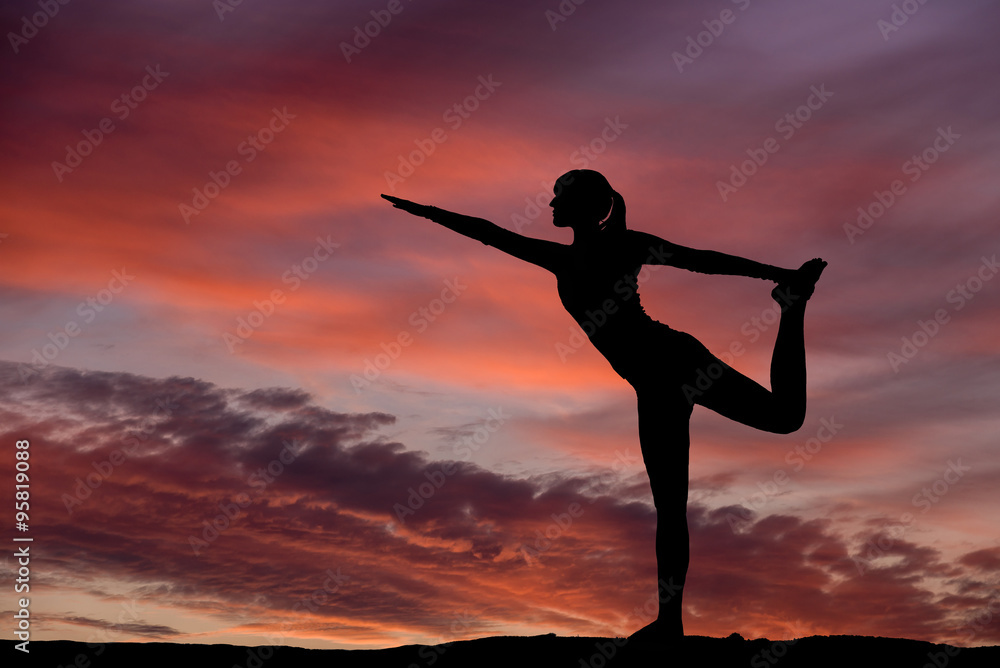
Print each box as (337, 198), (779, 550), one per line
(424, 207), (679, 365)
(553, 230), (685, 382)
(555, 230), (653, 320)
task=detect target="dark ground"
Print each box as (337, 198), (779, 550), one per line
(6, 633), (999, 667)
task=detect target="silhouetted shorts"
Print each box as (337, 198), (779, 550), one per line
(600, 320), (720, 404)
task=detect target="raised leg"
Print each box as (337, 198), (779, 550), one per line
(688, 259), (825, 434)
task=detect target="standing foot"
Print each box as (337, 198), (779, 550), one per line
(627, 617), (683, 645)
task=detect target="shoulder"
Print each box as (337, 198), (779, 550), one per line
(622, 229), (681, 265)
(624, 228), (663, 242)
(623, 228), (670, 252)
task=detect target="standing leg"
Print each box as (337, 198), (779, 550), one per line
(628, 386), (692, 642)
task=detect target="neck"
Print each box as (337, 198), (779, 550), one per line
(572, 223), (600, 245)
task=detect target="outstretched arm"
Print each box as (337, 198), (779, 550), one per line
(382, 195), (564, 272)
(631, 230), (794, 282)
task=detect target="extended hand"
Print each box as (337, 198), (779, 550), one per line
(381, 194), (437, 218)
(772, 266), (799, 284)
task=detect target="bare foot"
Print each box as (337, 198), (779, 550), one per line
(772, 258), (827, 308)
(627, 618), (683, 644)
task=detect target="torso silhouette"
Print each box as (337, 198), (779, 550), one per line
(553, 230), (669, 383)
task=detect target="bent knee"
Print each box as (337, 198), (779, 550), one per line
(767, 410), (805, 435)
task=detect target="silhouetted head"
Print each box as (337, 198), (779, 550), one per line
(550, 170), (617, 232)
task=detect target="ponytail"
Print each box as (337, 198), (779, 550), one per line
(599, 189), (627, 235)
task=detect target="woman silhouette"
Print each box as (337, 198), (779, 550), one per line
(382, 169), (826, 642)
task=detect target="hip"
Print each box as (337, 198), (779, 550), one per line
(594, 320), (715, 387)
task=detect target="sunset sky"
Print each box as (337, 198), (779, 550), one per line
(2, 0), (999, 652)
